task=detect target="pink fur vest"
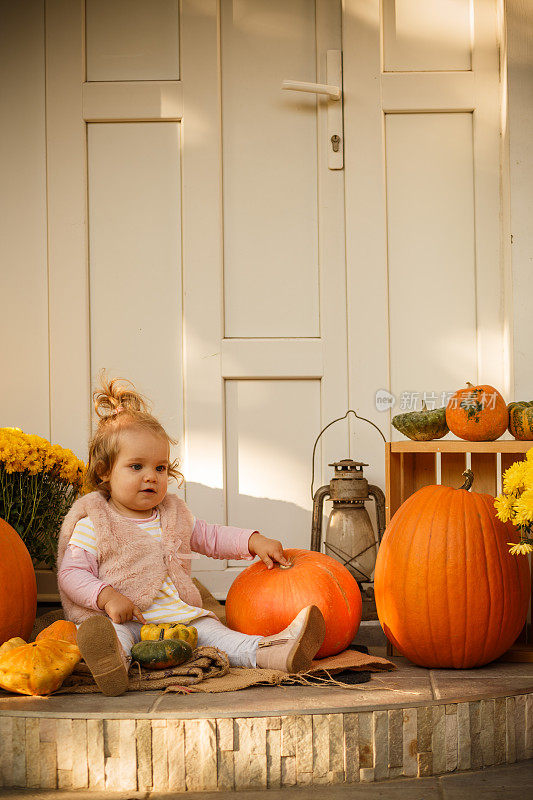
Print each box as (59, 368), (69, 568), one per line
(56, 491), (202, 624)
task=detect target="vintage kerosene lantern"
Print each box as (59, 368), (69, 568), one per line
(310, 411), (386, 585)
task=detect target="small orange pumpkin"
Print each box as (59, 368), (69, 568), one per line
(225, 549), (362, 658)
(36, 620), (78, 645)
(446, 382), (508, 441)
(374, 470), (530, 668)
(0, 518), (37, 645)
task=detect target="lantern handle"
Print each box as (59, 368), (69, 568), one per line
(311, 409), (386, 501)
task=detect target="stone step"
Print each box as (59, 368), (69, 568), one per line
(352, 619), (387, 648)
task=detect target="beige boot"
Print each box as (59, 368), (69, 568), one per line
(77, 616), (130, 696)
(255, 605), (326, 673)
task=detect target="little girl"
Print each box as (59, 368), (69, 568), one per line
(57, 376), (325, 696)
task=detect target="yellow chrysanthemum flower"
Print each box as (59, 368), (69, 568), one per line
(512, 491), (533, 526)
(503, 461), (528, 495)
(0, 428), (85, 485)
(523, 460), (533, 486)
(507, 541), (533, 556)
(518, 486), (533, 512)
(526, 447), (533, 462)
(494, 494), (515, 523)
(1, 427), (87, 565)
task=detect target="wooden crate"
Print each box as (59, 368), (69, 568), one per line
(385, 440), (533, 658)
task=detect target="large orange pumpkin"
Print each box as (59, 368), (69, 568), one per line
(225, 549), (362, 658)
(0, 518), (37, 645)
(374, 471), (530, 668)
(36, 620), (78, 645)
(446, 382), (508, 441)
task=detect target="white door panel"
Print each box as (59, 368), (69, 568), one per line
(221, 0), (320, 339)
(88, 122), (184, 451)
(86, 0), (180, 81)
(386, 113), (478, 402)
(225, 379), (321, 564)
(0, 3), (49, 437)
(382, 0), (472, 71)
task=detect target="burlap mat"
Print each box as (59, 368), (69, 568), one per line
(168, 648), (396, 695)
(53, 646), (230, 694)
(50, 645), (395, 695)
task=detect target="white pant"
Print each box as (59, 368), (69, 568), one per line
(111, 615), (263, 668)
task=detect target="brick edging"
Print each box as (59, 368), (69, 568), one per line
(0, 692), (532, 790)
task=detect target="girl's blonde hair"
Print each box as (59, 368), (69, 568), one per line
(85, 372), (183, 496)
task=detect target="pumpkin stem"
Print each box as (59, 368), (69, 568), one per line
(420, 402), (428, 412)
(459, 470), (474, 491)
(279, 561), (294, 570)
(466, 381), (474, 388)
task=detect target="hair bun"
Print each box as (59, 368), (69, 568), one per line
(93, 372), (150, 420)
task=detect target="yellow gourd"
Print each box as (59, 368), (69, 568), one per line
(0, 639), (81, 696)
(140, 622), (198, 649)
(0, 637), (26, 657)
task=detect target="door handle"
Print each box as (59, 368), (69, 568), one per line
(281, 50), (343, 170)
(281, 80), (341, 100)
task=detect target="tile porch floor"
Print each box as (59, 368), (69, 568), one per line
(0, 653), (531, 719)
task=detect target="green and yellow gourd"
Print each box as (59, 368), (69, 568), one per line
(392, 403), (448, 441)
(507, 401), (533, 441)
(131, 626), (194, 670)
(140, 622), (198, 649)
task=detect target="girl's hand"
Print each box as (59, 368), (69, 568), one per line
(248, 532), (290, 570)
(97, 586), (146, 625)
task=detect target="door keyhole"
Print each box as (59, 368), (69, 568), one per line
(331, 134), (341, 153)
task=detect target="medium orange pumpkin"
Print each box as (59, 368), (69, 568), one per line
(374, 471), (530, 668)
(225, 548), (362, 658)
(446, 382), (508, 441)
(0, 518), (37, 645)
(36, 620), (78, 645)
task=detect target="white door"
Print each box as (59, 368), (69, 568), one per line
(34, 0), (346, 601)
(181, 0), (349, 596)
(182, 0), (505, 596)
